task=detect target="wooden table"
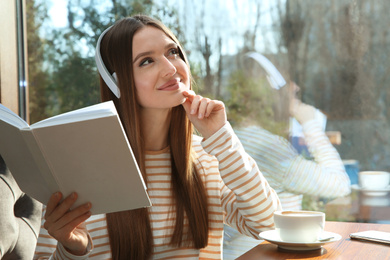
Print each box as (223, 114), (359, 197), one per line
(237, 221), (390, 259)
(326, 188), (390, 223)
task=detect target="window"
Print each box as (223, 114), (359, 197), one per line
(26, 0), (390, 224)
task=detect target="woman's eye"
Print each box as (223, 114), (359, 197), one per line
(140, 58), (153, 67)
(168, 48), (179, 57)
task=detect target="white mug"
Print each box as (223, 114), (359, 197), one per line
(359, 171), (390, 190)
(273, 210), (325, 243)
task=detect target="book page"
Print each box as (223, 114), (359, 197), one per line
(0, 103), (29, 129)
(32, 114), (151, 214)
(20, 130), (60, 202)
(0, 123), (55, 203)
(30, 101), (117, 129)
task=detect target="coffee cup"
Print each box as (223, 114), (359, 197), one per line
(358, 171), (390, 190)
(273, 210), (325, 243)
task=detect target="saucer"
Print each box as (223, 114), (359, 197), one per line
(259, 230), (341, 251)
(351, 184), (390, 196)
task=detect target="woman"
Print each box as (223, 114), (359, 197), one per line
(34, 15), (280, 259)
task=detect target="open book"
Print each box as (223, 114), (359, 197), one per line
(0, 101), (151, 215)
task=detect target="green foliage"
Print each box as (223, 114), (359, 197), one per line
(27, 0), (189, 119)
(26, 0), (50, 124)
(224, 70), (288, 136)
(41, 1), (144, 115)
(46, 53), (100, 115)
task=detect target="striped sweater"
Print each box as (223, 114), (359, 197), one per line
(34, 122), (281, 260)
(234, 120), (350, 210)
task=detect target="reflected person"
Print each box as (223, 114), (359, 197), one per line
(223, 82), (351, 259)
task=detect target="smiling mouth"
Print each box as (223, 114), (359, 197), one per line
(158, 79), (181, 91)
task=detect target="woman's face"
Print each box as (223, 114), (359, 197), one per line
(132, 26), (190, 109)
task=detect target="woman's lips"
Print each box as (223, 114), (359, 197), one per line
(158, 79), (180, 90)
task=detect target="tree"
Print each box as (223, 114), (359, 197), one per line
(224, 70), (288, 137)
(27, 0), (50, 123)
(271, 0), (390, 170)
(43, 0), (168, 114)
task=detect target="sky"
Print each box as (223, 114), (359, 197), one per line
(48, 0), (277, 28)
(45, 0), (281, 69)
(47, 0), (68, 27)
(46, 0), (279, 53)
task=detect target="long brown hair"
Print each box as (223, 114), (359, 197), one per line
(98, 15), (209, 259)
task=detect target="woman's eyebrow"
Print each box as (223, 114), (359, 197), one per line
(165, 42), (178, 50)
(133, 43), (178, 64)
(133, 51), (153, 64)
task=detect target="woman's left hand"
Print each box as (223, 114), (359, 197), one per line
(182, 90), (227, 139)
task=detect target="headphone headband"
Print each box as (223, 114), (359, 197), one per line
(245, 52), (286, 90)
(95, 26), (121, 98)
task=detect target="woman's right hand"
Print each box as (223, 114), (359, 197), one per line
(43, 192), (92, 255)
(288, 82), (316, 124)
(290, 98), (316, 124)
(181, 90), (227, 139)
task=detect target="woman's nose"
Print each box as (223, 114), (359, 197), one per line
(161, 57), (177, 77)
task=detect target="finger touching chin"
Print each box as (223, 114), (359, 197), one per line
(181, 98), (191, 113)
(182, 90), (196, 98)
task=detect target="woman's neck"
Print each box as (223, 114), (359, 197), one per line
(141, 108), (171, 151)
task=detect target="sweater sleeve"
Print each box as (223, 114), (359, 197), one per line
(34, 208), (93, 260)
(201, 122), (281, 239)
(282, 120), (351, 198)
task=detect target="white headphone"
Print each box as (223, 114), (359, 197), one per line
(95, 26), (121, 98)
(245, 52), (286, 90)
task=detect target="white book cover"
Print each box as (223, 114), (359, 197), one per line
(0, 101), (151, 214)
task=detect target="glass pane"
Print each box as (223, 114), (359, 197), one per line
(26, 0), (390, 226)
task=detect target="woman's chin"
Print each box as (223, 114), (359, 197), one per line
(178, 97), (187, 106)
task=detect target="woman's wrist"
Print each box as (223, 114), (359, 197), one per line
(64, 246), (88, 256)
(58, 235), (93, 259)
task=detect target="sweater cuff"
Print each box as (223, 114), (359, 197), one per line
(201, 122), (234, 153)
(57, 234), (93, 259)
